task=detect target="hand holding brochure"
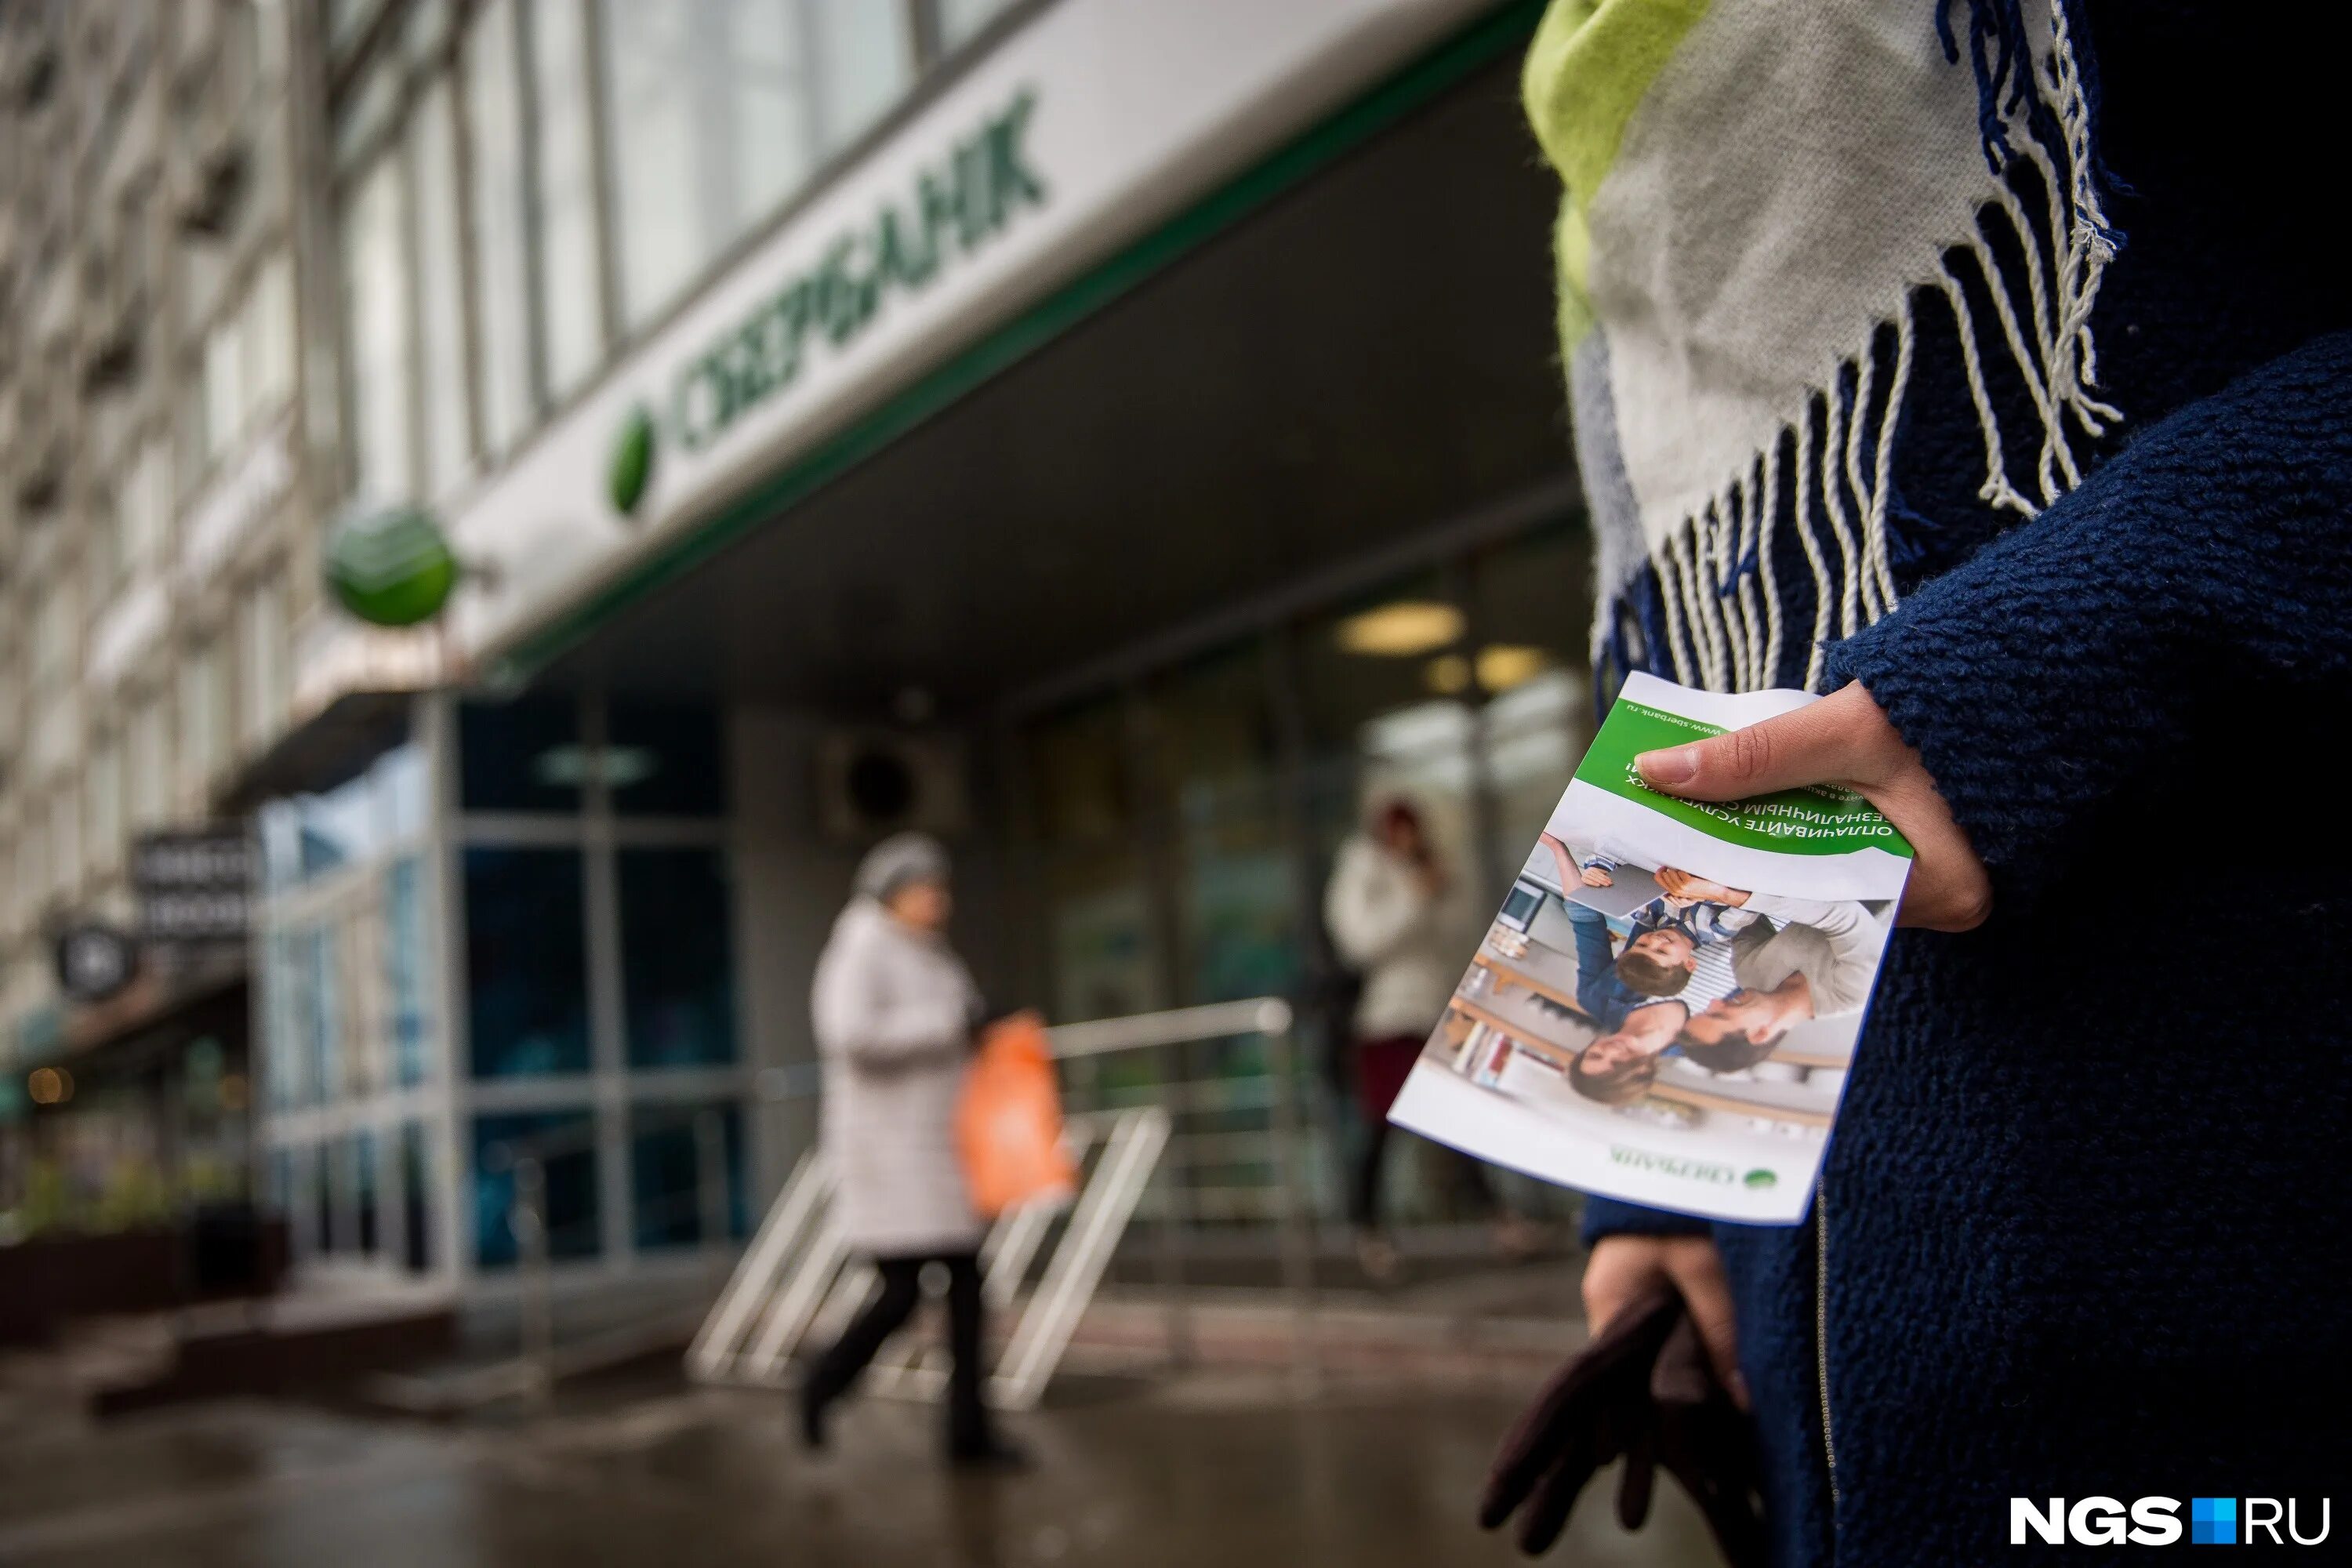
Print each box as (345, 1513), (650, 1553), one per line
(1387, 674), (1912, 1224)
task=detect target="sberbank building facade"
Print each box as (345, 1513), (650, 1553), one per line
(238, 0), (1598, 1303)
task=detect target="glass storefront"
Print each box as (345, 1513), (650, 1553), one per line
(463, 846), (593, 1079)
(256, 740), (441, 1271)
(1009, 518), (1597, 1225)
(256, 694), (749, 1282)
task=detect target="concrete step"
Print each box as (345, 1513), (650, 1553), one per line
(80, 1287), (459, 1417)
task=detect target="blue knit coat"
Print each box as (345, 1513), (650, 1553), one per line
(1576, 4), (2352, 1563)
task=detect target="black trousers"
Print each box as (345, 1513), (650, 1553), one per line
(804, 1250), (989, 1450)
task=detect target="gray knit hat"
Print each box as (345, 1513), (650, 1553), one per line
(855, 831), (951, 902)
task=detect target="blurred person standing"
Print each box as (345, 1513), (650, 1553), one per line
(1325, 799), (1530, 1278)
(799, 833), (1022, 1468)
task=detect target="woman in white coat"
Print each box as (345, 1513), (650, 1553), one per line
(1324, 798), (1526, 1279)
(798, 833), (1019, 1466)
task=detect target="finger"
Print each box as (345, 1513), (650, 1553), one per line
(1876, 772), (1995, 932)
(1616, 1428), (1657, 1533)
(1650, 1313), (1711, 1408)
(1480, 1324), (1646, 1522)
(1517, 1442), (1607, 1555)
(1483, 1290), (1681, 1526)
(1635, 684), (1899, 802)
(1663, 1248), (1748, 1411)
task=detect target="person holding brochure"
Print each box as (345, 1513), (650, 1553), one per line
(1485, 1), (2352, 1563)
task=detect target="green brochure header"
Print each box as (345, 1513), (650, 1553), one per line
(1576, 699), (1915, 860)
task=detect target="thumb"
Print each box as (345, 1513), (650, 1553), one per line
(1634, 685), (1881, 803)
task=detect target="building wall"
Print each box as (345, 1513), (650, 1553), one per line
(2, 2), (314, 1178)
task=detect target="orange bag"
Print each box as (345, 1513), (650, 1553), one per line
(956, 1011), (1078, 1218)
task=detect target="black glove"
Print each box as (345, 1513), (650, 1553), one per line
(1479, 1283), (1766, 1566)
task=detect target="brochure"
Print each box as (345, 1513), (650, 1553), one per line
(1386, 673), (1912, 1224)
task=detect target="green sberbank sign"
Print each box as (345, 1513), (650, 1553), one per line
(610, 88), (1048, 517)
(1576, 697), (1915, 858)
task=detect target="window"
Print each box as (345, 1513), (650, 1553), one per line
(85, 738), (123, 875)
(812, 0), (916, 138)
(528, 0), (605, 397)
(463, 846), (590, 1078)
(630, 1102), (746, 1249)
(201, 309), (248, 468)
(355, 1129), (383, 1254)
(264, 931), (307, 1109)
(300, 924), (343, 1105)
(115, 440), (172, 584)
(30, 583), (74, 686)
(598, 0), (705, 325)
(459, 696), (581, 812)
(343, 154), (414, 500)
(15, 823), (46, 923)
(466, 0), (535, 452)
(128, 692), (171, 829)
(471, 1110), (601, 1265)
(256, 742), (425, 892)
(387, 855), (434, 1087)
(411, 79), (474, 494)
(599, 0), (914, 328)
(50, 792), (82, 900)
(247, 255), (297, 426)
(198, 257), (299, 474)
(1023, 697), (1163, 1024)
(238, 575), (290, 751)
(179, 637), (228, 789)
(1145, 650), (1301, 1006)
(398, 1122), (434, 1272)
(608, 702), (724, 816)
(938, 0), (1021, 52)
(619, 848), (738, 1068)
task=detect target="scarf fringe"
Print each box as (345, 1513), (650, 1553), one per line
(1634, 0), (2118, 696)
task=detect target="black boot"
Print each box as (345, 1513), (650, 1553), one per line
(948, 1429), (1033, 1472)
(798, 1379), (831, 1451)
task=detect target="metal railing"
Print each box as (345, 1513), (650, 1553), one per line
(481, 1102), (735, 1403)
(1044, 998), (1316, 1381)
(693, 997), (1319, 1403)
(480, 997), (1327, 1405)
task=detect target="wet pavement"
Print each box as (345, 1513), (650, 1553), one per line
(0, 1368), (1722, 1567)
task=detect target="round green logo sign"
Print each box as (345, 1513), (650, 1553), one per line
(325, 504), (459, 626)
(609, 403), (657, 516)
(1743, 1168), (1778, 1189)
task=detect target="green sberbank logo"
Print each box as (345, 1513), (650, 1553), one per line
(1607, 1146), (1736, 1185)
(1744, 1168), (1778, 1189)
(609, 403), (656, 516)
(607, 86), (1047, 517)
(325, 503), (459, 626)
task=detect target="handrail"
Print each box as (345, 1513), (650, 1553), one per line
(1046, 997), (1292, 1059)
(483, 1099), (722, 1171)
(743, 997), (1299, 1108)
(488, 998), (1301, 1168)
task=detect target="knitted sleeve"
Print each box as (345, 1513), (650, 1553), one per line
(1581, 1193), (1714, 1248)
(1827, 331), (2352, 915)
